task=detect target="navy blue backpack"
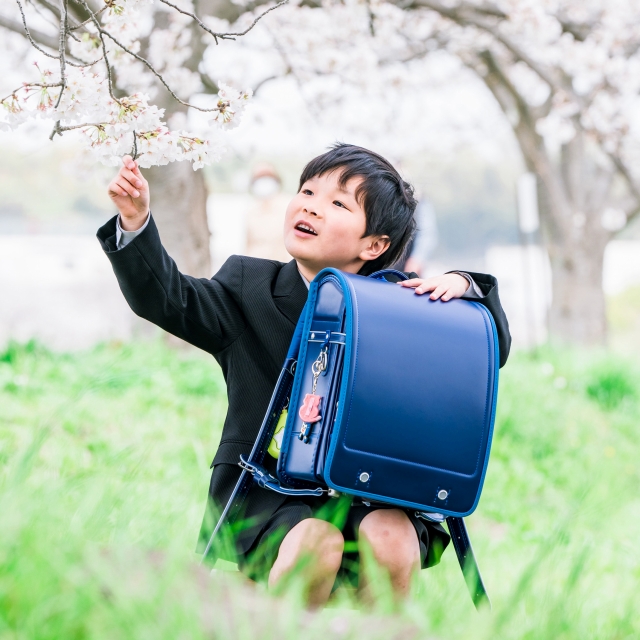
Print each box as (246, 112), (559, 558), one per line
(202, 268), (499, 608)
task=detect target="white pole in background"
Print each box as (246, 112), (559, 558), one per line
(516, 173), (542, 348)
(517, 173), (540, 234)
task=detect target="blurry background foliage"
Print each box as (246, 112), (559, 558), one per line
(1, 339), (640, 639)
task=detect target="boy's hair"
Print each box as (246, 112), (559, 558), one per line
(298, 143), (418, 275)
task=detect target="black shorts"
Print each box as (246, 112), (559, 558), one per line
(236, 495), (450, 585)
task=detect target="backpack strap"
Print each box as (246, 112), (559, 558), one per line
(238, 456), (326, 496)
(200, 306), (308, 565)
(367, 268), (410, 282)
(446, 516), (491, 610)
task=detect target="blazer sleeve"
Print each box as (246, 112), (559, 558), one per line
(97, 214), (246, 355)
(453, 270), (512, 368)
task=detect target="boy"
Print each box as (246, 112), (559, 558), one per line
(100, 144), (511, 607)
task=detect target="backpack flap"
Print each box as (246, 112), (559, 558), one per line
(321, 269), (499, 518)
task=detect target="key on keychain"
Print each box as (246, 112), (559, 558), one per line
(298, 347), (327, 442)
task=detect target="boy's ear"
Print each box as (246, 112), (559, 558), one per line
(359, 235), (390, 263)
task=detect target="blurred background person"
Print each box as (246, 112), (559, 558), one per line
(245, 164), (292, 263)
(401, 196), (439, 277)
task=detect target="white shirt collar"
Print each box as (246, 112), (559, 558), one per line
(296, 266), (310, 289)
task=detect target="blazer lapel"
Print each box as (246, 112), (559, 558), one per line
(273, 259), (308, 325)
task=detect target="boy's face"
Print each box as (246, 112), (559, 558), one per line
(283, 170), (389, 279)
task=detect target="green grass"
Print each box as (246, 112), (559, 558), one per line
(1, 339), (639, 639)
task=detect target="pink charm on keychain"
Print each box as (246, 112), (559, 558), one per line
(299, 394), (323, 423)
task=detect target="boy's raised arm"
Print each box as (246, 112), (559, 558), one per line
(98, 157), (246, 356)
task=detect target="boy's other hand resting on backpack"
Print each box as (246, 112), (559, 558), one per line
(107, 155), (150, 231)
(399, 273), (469, 301)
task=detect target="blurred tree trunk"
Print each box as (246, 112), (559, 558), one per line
(144, 162), (211, 278)
(136, 14), (214, 279)
(543, 198), (610, 345)
(479, 52), (614, 345)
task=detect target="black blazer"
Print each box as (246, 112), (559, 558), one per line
(97, 214), (511, 551)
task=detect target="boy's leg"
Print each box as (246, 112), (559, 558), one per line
(269, 518), (344, 608)
(357, 509), (420, 600)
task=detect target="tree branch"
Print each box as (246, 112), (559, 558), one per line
(1, 3), (94, 65)
(252, 73), (280, 95)
(477, 49), (536, 130)
(158, 0), (288, 44)
(473, 49), (570, 239)
(1, 81), (62, 103)
(60, 0), (120, 116)
(198, 71), (219, 94)
(607, 150), (640, 223)
(1, 5), (59, 52)
(54, 0), (69, 109)
(403, 0), (563, 93)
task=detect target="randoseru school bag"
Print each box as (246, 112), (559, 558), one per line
(202, 268), (499, 608)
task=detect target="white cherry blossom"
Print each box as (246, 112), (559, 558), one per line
(0, 0), (257, 169)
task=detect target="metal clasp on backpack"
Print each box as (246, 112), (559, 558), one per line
(298, 346), (328, 443)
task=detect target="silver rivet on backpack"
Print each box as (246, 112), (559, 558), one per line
(359, 472), (370, 483)
(437, 489), (449, 501)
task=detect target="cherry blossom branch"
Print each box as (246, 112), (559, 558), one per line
(68, 5), (107, 31)
(157, 0), (289, 44)
(98, 27), (208, 109)
(49, 120), (106, 140)
(72, 0), (280, 112)
(75, 0), (120, 104)
(130, 129), (138, 160)
(54, 0), (69, 110)
(0, 82), (62, 104)
(91, 26), (236, 114)
(9, 0), (285, 121)
(1, 0), (277, 169)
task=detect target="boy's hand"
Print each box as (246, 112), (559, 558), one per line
(107, 155), (150, 230)
(399, 273), (469, 301)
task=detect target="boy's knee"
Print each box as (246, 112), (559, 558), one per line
(279, 518), (344, 574)
(359, 510), (420, 572)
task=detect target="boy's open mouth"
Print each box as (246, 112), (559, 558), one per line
(294, 222), (318, 236)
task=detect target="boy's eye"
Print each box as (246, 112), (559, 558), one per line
(333, 200), (347, 209)
(302, 189), (313, 195)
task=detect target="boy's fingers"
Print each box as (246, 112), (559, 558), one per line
(441, 289), (454, 302)
(430, 285), (447, 300)
(108, 180), (127, 198)
(129, 162), (142, 177)
(399, 278), (422, 287)
(121, 154), (137, 171)
(114, 178), (140, 198)
(121, 167), (144, 189)
(116, 174), (138, 192)
(415, 281), (438, 294)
